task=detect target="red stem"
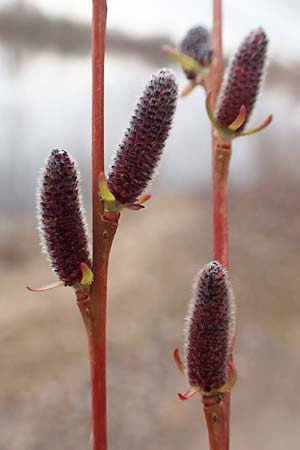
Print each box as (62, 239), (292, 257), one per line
(212, 132), (232, 450)
(209, 1), (232, 450)
(92, 0), (106, 179)
(206, 0), (229, 268)
(202, 395), (227, 450)
(212, 137), (230, 269)
(88, 2), (119, 450)
(211, 0), (224, 107)
(89, 218), (117, 450)
(90, 0), (107, 445)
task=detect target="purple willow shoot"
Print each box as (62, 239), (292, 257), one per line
(38, 149), (91, 288)
(215, 28), (268, 133)
(180, 25), (213, 80)
(106, 69), (178, 206)
(184, 261), (236, 394)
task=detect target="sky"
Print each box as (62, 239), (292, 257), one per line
(5, 0), (297, 63)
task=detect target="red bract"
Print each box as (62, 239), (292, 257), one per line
(107, 69), (178, 205)
(184, 261), (234, 393)
(38, 149), (91, 287)
(215, 28), (268, 131)
(180, 26), (212, 79)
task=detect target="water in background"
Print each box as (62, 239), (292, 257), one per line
(0, 38), (299, 213)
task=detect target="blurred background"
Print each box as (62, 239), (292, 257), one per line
(0, 1), (300, 449)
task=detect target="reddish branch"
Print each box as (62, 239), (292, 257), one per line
(202, 395), (227, 450)
(205, 1), (232, 449)
(212, 138), (231, 269)
(210, 0), (229, 269)
(210, 0), (224, 106)
(89, 217), (118, 450)
(87, 2), (119, 450)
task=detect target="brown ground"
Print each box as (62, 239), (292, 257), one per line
(1, 189), (300, 450)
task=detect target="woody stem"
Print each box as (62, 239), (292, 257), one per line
(209, 1), (232, 449)
(202, 395), (228, 450)
(88, 2), (119, 450)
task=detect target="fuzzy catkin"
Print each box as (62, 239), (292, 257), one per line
(215, 28), (268, 131)
(107, 69), (178, 204)
(38, 149), (91, 287)
(180, 26), (212, 79)
(184, 261), (233, 393)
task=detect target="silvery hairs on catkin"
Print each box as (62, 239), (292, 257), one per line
(215, 28), (268, 131)
(37, 149), (91, 287)
(107, 69), (178, 205)
(184, 261), (235, 393)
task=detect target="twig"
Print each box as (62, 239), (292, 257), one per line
(202, 395), (227, 450)
(210, 0), (224, 103)
(208, 1), (231, 449)
(212, 137), (231, 269)
(210, 0), (229, 268)
(88, 2), (119, 450)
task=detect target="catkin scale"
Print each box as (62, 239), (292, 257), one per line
(180, 26), (212, 79)
(215, 28), (268, 131)
(38, 149), (91, 287)
(107, 69), (177, 204)
(184, 261), (233, 393)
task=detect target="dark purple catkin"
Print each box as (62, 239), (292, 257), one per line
(107, 69), (178, 205)
(184, 261), (234, 393)
(215, 28), (268, 131)
(180, 26), (213, 80)
(38, 149), (91, 287)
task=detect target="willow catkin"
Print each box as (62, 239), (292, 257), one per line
(107, 69), (178, 205)
(215, 28), (268, 132)
(184, 261), (235, 393)
(180, 26), (213, 80)
(38, 149), (91, 287)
